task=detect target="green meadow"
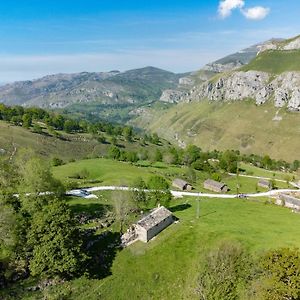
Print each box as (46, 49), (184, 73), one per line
(9, 193), (300, 300)
(53, 158), (297, 194)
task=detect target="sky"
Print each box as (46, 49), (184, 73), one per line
(0, 0), (300, 82)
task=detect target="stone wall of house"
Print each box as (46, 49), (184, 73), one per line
(146, 216), (174, 242)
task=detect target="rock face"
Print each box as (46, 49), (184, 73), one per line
(202, 62), (243, 73)
(179, 77), (194, 86)
(283, 37), (300, 50)
(160, 89), (184, 103)
(185, 71), (300, 111)
(258, 36), (300, 53)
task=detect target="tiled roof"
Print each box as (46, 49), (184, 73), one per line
(137, 206), (173, 230)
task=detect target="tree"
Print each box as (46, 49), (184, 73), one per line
(131, 178), (147, 208)
(27, 199), (85, 278)
(0, 159), (20, 205)
(32, 124), (43, 134)
(112, 191), (133, 233)
(249, 248), (300, 300)
(123, 126), (133, 142)
(198, 240), (252, 300)
(185, 168), (197, 184)
(151, 133), (160, 145)
(183, 145), (201, 166)
(108, 146), (121, 160)
(220, 150), (238, 173)
(148, 176), (169, 190)
(22, 114), (32, 128)
(0, 205), (16, 258)
(147, 176), (172, 208)
(154, 149), (163, 162)
(17, 156), (65, 214)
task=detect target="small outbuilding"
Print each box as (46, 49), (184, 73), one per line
(204, 179), (229, 193)
(258, 179), (272, 189)
(276, 194), (300, 211)
(172, 178), (193, 191)
(135, 206), (174, 243)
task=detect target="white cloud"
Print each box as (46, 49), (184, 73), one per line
(218, 0), (245, 18)
(241, 6), (270, 20)
(218, 0), (270, 21)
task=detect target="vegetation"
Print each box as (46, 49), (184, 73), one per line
(133, 100), (300, 162)
(3, 194), (300, 299)
(1, 101), (300, 299)
(241, 50), (300, 74)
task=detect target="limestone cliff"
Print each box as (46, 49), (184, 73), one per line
(184, 71), (300, 111)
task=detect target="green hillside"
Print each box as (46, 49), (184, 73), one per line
(0, 121), (165, 162)
(240, 50), (300, 74)
(132, 100), (300, 162)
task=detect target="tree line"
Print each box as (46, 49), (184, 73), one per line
(107, 144), (299, 176)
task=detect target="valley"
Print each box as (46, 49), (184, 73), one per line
(1, 8), (300, 298)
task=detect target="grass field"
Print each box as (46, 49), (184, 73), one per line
(240, 50), (300, 74)
(132, 100), (300, 162)
(53, 158), (298, 194)
(53, 158), (207, 188)
(9, 193), (300, 300)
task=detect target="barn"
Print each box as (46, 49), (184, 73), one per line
(203, 179), (229, 193)
(135, 206), (174, 242)
(172, 178), (193, 191)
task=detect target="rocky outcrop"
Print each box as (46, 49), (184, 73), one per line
(160, 89), (184, 103)
(283, 37), (300, 50)
(258, 36), (300, 54)
(185, 71), (300, 111)
(179, 77), (194, 86)
(202, 62), (243, 73)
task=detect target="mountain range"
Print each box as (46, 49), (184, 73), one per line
(0, 67), (185, 109)
(0, 35), (299, 161)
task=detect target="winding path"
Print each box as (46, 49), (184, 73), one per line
(67, 185), (300, 200)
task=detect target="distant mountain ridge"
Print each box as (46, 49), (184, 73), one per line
(159, 38), (283, 103)
(184, 36), (300, 111)
(0, 66), (186, 109)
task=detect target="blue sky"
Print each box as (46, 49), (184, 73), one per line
(0, 0), (300, 82)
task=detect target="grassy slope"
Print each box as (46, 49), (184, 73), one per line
(133, 101), (300, 162)
(0, 121), (168, 162)
(14, 195), (300, 300)
(0, 121), (104, 161)
(4, 158), (300, 299)
(240, 50), (300, 74)
(53, 158), (297, 194)
(96, 198), (300, 300)
(54, 158), (205, 188)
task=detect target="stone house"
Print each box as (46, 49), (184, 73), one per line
(276, 194), (300, 210)
(172, 178), (193, 191)
(258, 179), (271, 189)
(121, 206), (174, 245)
(203, 179), (229, 193)
(135, 206), (174, 242)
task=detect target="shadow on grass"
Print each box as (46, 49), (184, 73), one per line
(85, 231), (121, 279)
(199, 211), (217, 218)
(70, 203), (111, 217)
(169, 203), (192, 213)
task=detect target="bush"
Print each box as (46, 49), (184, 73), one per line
(69, 168), (90, 180)
(52, 157), (64, 167)
(198, 240), (252, 300)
